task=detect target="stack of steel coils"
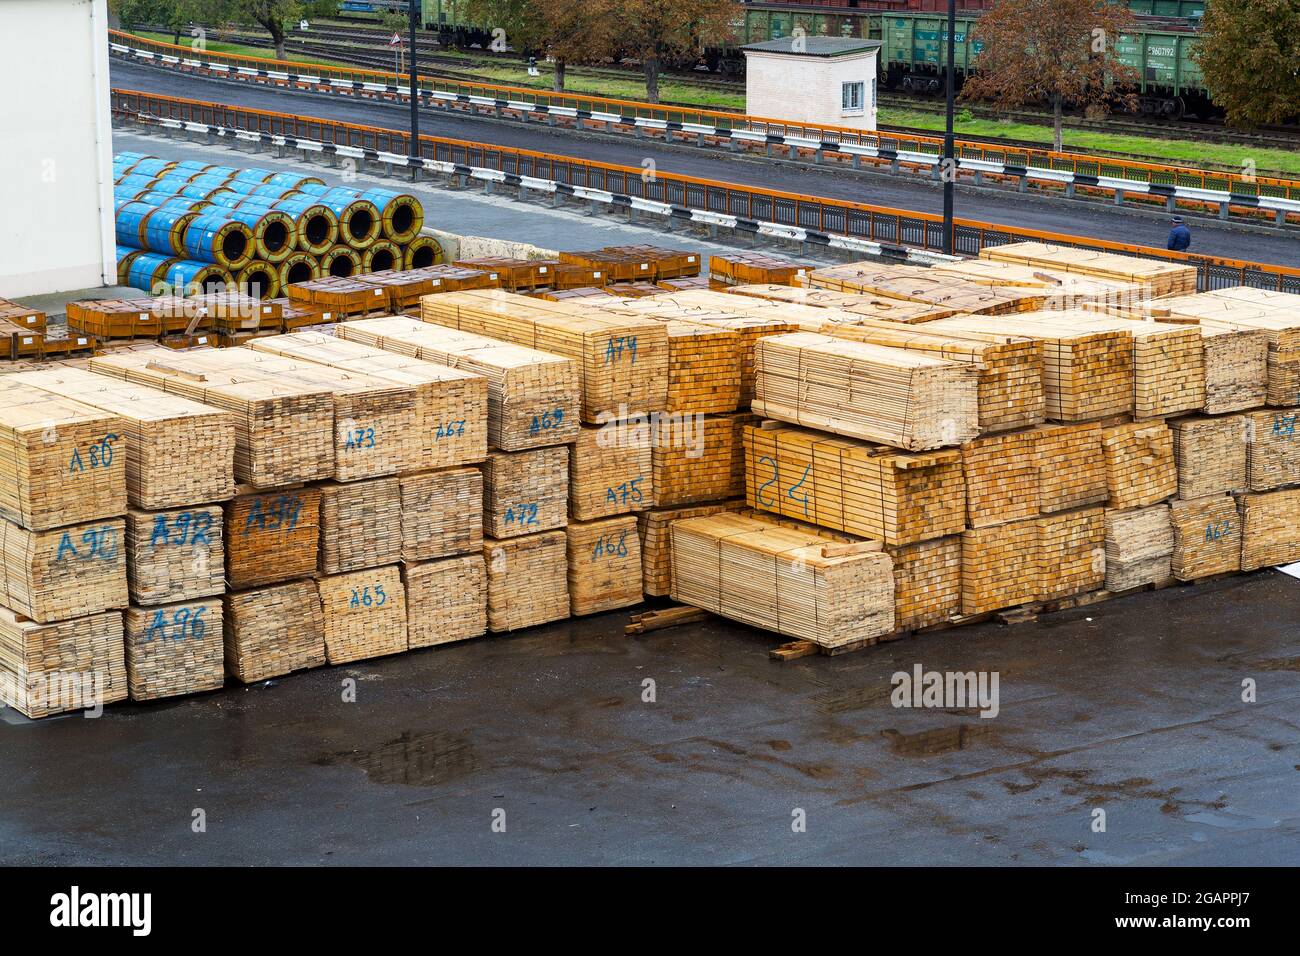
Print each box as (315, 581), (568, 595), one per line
(112, 153), (436, 298)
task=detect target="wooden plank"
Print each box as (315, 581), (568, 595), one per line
(1238, 488), (1300, 572)
(222, 579), (325, 683)
(669, 511), (895, 649)
(399, 467), (482, 562)
(1245, 407), (1300, 491)
(744, 421), (966, 545)
(1169, 414), (1249, 500)
(224, 486), (321, 590)
(655, 412), (756, 507)
(1104, 505), (1174, 591)
(752, 332), (980, 450)
(1170, 495), (1240, 580)
(123, 598), (224, 701)
(481, 446), (568, 539)
(636, 500), (744, 597)
(0, 608), (126, 718)
(316, 564), (408, 664)
(569, 425), (652, 521)
(482, 530), (570, 632)
(566, 514), (643, 616)
(336, 316), (580, 451)
(0, 517), (128, 623)
(318, 477), (403, 575)
(1100, 422), (1178, 509)
(125, 504), (224, 606)
(404, 554), (488, 648)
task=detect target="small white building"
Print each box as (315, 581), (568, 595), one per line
(743, 36), (881, 131)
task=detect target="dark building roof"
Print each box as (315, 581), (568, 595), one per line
(742, 37), (883, 58)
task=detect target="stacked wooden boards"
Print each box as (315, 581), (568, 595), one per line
(709, 253), (811, 286)
(335, 316), (580, 451)
(978, 242), (1198, 297)
(569, 426), (652, 521)
(567, 515), (643, 616)
(928, 258), (1149, 310)
(0, 607), (127, 717)
(482, 530), (569, 632)
(726, 283), (960, 324)
(637, 501), (744, 597)
(801, 262), (1050, 315)
(1239, 488), (1300, 572)
(1104, 505), (1174, 591)
(1170, 495), (1240, 580)
(652, 411), (755, 507)
(1169, 415), (1248, 500)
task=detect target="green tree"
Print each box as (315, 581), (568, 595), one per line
(1196, 0), (1300, 127)
(225, 0), (304, 59)
(461, 0), (615, 92)
(614, 0), (738, 103)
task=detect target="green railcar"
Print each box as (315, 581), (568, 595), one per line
(1125, 0), (1205, 18)
(877, 14), (984, 93)
(1113, 27), (1209, 116)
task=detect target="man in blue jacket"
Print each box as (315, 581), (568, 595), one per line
(1167, 217), (1192, 252)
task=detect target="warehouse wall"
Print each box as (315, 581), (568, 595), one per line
(0, 0), (116, 297)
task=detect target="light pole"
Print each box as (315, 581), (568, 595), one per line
(942, 0), (956, 255)
(408, 0), (421, 173)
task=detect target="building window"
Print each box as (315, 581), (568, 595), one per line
(841, 81), (865, 113)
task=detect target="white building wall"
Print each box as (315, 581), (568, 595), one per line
(0, 0), (116, 297)
(745, 50), (878, 131)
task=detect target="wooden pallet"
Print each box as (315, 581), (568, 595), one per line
(123, 598), (225, 701)
(566, 514), (643, 616)
(0, 517), (128, 623)
(222, 578), (326, 683)
(316, 564), (408, 664)
(625, 604), (709, 635)
(124, 504), (225, 606)
(0, 607), (127, 718)
(399, 466), (482, 562)
(404, 553), (488, 649)
(481, 445), (569, 539)
(318, 477), (403, 575)
(654, 411), (756, 507)
(482, 530), (570, 632)
(569, 425), (653, 521)
(224, 485), (322, 590)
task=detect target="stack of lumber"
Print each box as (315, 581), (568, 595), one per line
(566, 515), (643, 616)
(87, 346), (336, 488)
(619, 318), (740, 414)
(409, 264), (501, 293)
(637, 501), (743, 597)
(1005, 310), (1204, 419)
(669, 512), (895, 648)
(354, 270), (443, 312)
(0, 518), (128, 622)
(1035, 423), (1109, 513)
(960, 429), (1041, 527)
(335, 316), (580, 451)
(247, 332), (489, 471)
(192, 291), (283, 332)
(727, 283), (960, 324)
(124, 505), (225, 605)
(654, 411), (756, 507)
(979, 242), (1198, 296)
(1100, 422), (1178, 508)
(13, 367), (237, 510)
(1169, 415), (1249, 499)
(66, 299), (164, 339)
(224, 486), (322, 590)
(1104, 505), (1174, 591)
(122, 598), (225, 700)
(929, 258), (1148, 310)
(287, 276), (392, 317)
(961, 517), (1041, 614)
(752, 332), (980, 450)
(481, 446), (569, 538)
(403, 554), (488, 648)
(222, 578), (326, 682)
(0, 380), (128, 530)
(1238, 488), (1300, 571)
(271, 298), (330, 331)
(1246, 407), (1300, 490)
(316, 565), (408, 664)
(399, 467), (482, 562)
(569, 426), (652, 521)
(453, 257), (553, 291)
(603, 246), (700, 280)
(1170, 495), (1240, 580)
(920, 315), (1134, 422)
(482, 530), (569, 631)
(0, 607), (127, 718)
(709, 253), (810, 286)
(743, 422), (966, 545)
(421, 289), (669, 421)
(317, 478), (402, 574)
(539, 288), (620, 304)
(886, 536), (961, 630)
(803, 262), (1048, 314)
(0, 321), (43, 359)
(656, 276), (714, 292)
(1037, 507), (1106, 600)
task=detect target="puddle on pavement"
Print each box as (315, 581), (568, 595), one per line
(882, 723), (992, 756)
(316, 731), (477, 786)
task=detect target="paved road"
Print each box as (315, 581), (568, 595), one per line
(111, 62), (1300, 267)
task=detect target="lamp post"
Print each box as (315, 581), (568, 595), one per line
(408, 0), (421, 173)
(942, 0), (956, 255)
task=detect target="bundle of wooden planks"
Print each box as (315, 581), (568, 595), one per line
(961, 517), (1040, 614)
(399, 467), (483, 562)
(979, 242), (1198, 296)
(743, 421), (966, 546)
(65, 299), (164, 339)
(602, 245), (701, 280)
(0, 380), (128, 531)
(317, 478), (403, 575)
(316, 565), (408, 664)
(1238, 488), (1300, 571)
(287, 276), (392, 317)
(638, 318), (740, 413)
(248, 332), (489, 471)
(452, 257), (555, 291)
(1170, 495), (1240, 580)
(709, 253), (811, 287)
(929, 258), (1148, 310)
(727, 283), (960, 324)
(886, 535), (961, 630)
(354, 270), (443, 312)
(125, 505), (225, 605)
(222, 578), (325, 682)
(404, 554), (488, 648)
(122, 599), (225, 701)
(1245, 407), (1300, 491)
(482, 530), (570, 631)
(920, 315), (1134, 422)
(654, 411), (756, 507)
(224, 486), (322, 590)
(569, 425), (653, 521)
(0, 517), (128, 622)
(0, 607), (127, 718)
(803, 262), (1048, 314)
(421, 289), (669, 421)
(481, 446), (569, 538)
(1169, 415), (1249, 500)
(960, 429), (1041, 527)
(192, 291), (283, 332)
(566, 515), (644, 616)
(752, 332), (980, 450)
(670, 512), (895, 648)
(87, 346), (336, 489)
(1037, 507), (1106, 600)
(335, 316), (580, 451)
(1104, 505), (1174, 591)
(408, 264), (501, 294)
(1100, 422), (1178, 509)
(1035, 422), (1109, 513)
(637, 500), (743, 597)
